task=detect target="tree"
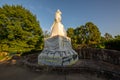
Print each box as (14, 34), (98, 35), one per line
(115, 35), (120, 40)
(104, 34), (120, 51)
(85, 22), (101, 45)
(74, 22), (101, 48)
(66, 22), (101, 48)
(67, 27), (79, 48)
(67, 28), (74, 38)
(104, 39), (120, 51)
(0, 5), (43, 53)
(74, 25), (87, 45)
(104, 33), (113, 40)
(99, 36), (106, 48)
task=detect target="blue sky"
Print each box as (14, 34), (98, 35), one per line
(0, 0), (120, 36)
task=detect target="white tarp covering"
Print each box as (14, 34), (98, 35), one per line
(38, 36), (78, 66)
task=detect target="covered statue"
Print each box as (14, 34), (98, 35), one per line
(38, 9), (78, 66)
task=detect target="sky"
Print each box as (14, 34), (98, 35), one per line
(0, 0), (120, 36)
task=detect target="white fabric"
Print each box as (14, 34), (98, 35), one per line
(38, 36), (78, 66)
(50, 9), (66, 37)
(55, 9), (62, 22)
(44, 36), (71, 50)
(50, 22), (67, 37)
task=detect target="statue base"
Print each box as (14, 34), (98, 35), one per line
(38, 36), (78, 66)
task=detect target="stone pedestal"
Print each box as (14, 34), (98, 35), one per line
(38, 36), (78, 66)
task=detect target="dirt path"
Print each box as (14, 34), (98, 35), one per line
(0, 61), (107, 80)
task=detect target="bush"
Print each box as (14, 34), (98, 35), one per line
(104, 39), (120, 51)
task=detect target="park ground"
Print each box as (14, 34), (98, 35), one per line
(0, 59), (106, 80)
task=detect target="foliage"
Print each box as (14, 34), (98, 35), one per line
(99, 34), (120, 50)
(104, 39), (120, 51)
(98, 36), (106, 48)
(67, 28), (78, 48)
(67, 28), (74, 38)
(43, 30), (50, 38)
(115, 35), (120, 39)
(68, 22), (101, 48)
(0, 5), (43, 53)
(85, 22), (101, 46)
(104, 33), (113, 40)
(67, 22), (120, 50)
